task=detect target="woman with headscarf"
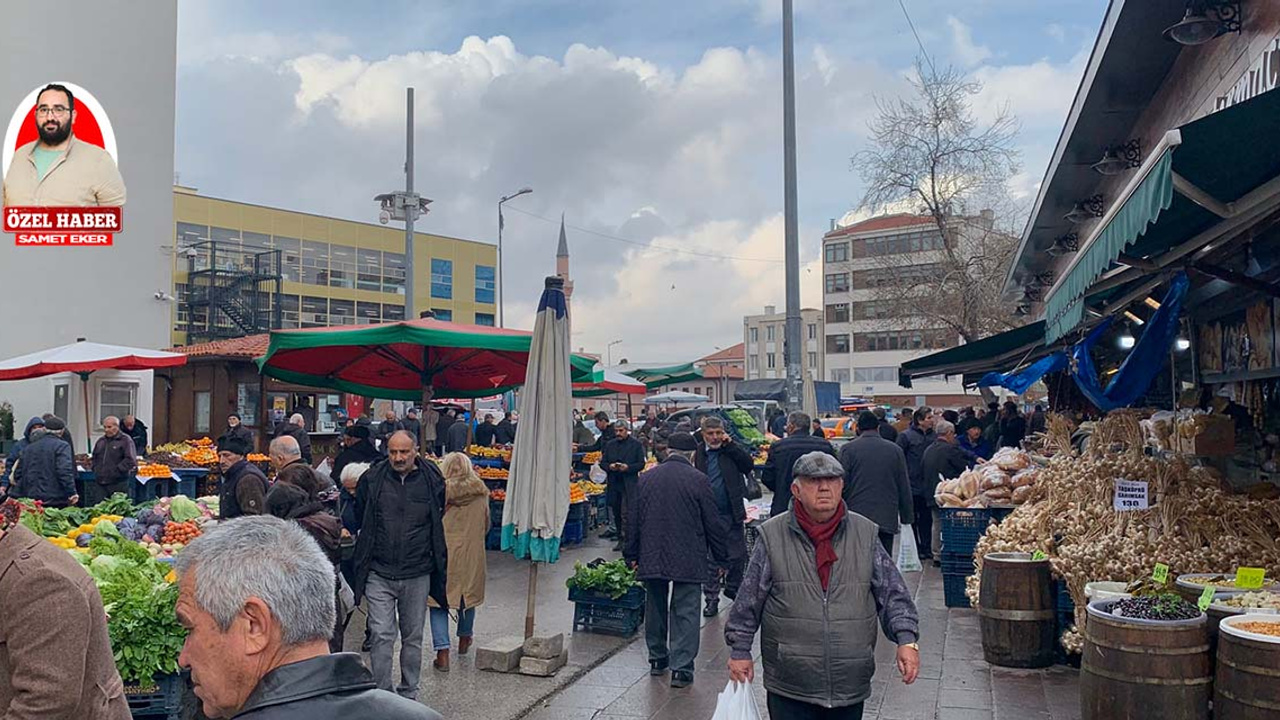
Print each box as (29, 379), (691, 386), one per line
(427, 452), (490, 672)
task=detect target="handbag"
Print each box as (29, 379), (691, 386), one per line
(743, 471), (763, 501)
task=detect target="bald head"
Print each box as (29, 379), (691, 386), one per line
(269, 435), (301, 470)
(387, 431), (418, 474)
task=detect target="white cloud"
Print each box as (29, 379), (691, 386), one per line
(971, 47), (1089, 127)
(947, 16), (992, 68)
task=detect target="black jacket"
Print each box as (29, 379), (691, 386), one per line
(220, 459), (269, 519)
(445, 421), (471, 453)
(2, 417), (44, 490)
(352, 458), (448, 609)
(896, 425), (935, 497)
(90, 432), (136, 486)
(224, 424), (255, 449)
(12, 431), (76, 503)
(401, 418), (421, 442)
(122, 419), (148, 456)
(839, 433), (913, 534)
(474, 422), (498, 448)
(587, 425), (616, 453)
(277, 424), (313, 464)
(377, 420), (404, 444)
(878, 420), (899, 442)
(999, 415), (1027, 449)
(601, 436), (646, 486)
(920, 439), (969, 505)
(331, 440), (381, 484)
(624, 455), (728, 583)
(435, 416), (456, 445)
(763, 431), (837, 518)
(235, 653), (442, 720)
(693, 440), (754, 524)
(494, 419), (516, 445)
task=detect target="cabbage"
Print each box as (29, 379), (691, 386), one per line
(169, 496), (201, 523)
(89, 554), (126, 578)
(94, 519), (122, 539)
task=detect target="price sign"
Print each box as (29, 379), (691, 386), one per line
(1198, 585), (1216, 612)
(1236, 567), (1266, 589)
(1031, 550), (1047, 561)
(1114, 479), (1149, 511)
(1153, 563), (1170, 584)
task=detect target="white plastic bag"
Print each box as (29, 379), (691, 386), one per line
(710, 681), (762, 720)
(897, 523), (922, 573)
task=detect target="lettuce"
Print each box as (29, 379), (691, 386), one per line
(94, 519), (122, 539)
(168, 496), (201, 523)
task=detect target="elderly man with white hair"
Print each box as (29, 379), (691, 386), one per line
(275, 413), (313, 465)
(175, 516), (442, 719)
(920, 418), (969, 562)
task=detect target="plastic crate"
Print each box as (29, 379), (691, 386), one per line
(939, 507), (1008, 557)
(489, 500), (504, 524)
(125, 673), (182, 720)
(943, 572), (971, 609)
(570, 585), (645, 636)
(562, 519), (584, 546)
(940, 552), (975, 577)
(484, 526), (503, 551)
(131, 474), (197, 504)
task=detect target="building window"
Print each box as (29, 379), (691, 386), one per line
(824, 241), (849, 263)
(808, 351), (818, 368)
(475, 265), (496, 304)
(237, 383), (260, 426)
(329, 244), (356, 289)
(356, 301), (381, 324)
(274, 236), (301, 283)
(826, 303), (850, 323)
(749, 327), (758, 343)
(382, 252), (406, 295)
(853, 329), (955, 352)
(861, 229), (946, 257)
(767, 353), (776, 369)
(854, 367), (898, 383)
(830, 368), (850, 384)
(766, 325), (775, 342)
(807, 323), (817, 340)
(356, 248), (382, 292)
(99, 382), (137, 424)
(475, 312), (495, 326)
(301, 296), (328, 327)
(854, 301), (894, 320)
(749, 356), (759, 373)
(382, 304), (406, 322)
(300, 240), (330, 286)
(431, 258), (453, 299)
(826, 334), (850, 354)
(825, 272), (850, 293)
(853, 263), (941, 290)
(194, 391), (211, 434)
(432, 308), (453, 322)
(279, 294), (300, 328)
(328, 299), (355, 325)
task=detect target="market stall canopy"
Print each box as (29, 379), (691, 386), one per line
(898, 321), (1047, 389)
(255, 317), (601, 400)
(643, 390), (709, 405)
(1043, 89), (1280, 344)
(616, 362), (704, 389)
(572, 369), (646, 398)
(0, 339), (187, 380)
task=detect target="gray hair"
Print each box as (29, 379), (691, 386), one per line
(289, 413), (305, 426)
(174, 516), (335, 646)
(339, 461), (371, 485)
(935, 419), (956, 437)
(788, 411), (811, 432)
(270, 435), (301, 459)
(700, 416), (724, 431)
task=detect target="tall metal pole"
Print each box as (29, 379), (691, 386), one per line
(782, 0), (802, 410)
(404, 87), (416, 320)
(497, 203), (505, 327)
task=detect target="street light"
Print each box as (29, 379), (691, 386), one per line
(606, 339), (623, 367)
(497, 187), (533, 327)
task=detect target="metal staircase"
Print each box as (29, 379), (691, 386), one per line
(183, 241), (283, 343)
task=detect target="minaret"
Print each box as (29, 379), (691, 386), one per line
(556, 214), (573, 325)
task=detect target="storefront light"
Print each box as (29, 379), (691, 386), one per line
(1176, 338), (1192, 351)
(1163, 2), (1242, 46)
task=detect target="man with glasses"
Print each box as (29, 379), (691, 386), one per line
(3, 83), (126, 207)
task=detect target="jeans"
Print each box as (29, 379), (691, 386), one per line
(767, 693), (864, 719)
(911, 496), (933, 559)
(644, 580), (702, 674)
(429, 602), (476, 651)
(365, 571), (430, 700)
(705, 519), (746, 601)
(877, 530), (895, 557)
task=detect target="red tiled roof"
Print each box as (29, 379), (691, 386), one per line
(174, 334), (270, 359)
(824, 214), (934, 239)
(701, 363), (744, 380)
(698, 343), (744, 363)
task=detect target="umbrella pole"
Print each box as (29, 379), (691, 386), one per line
(469, 398), (476, 446)
(524, 561), (539, 639)
(82, 374), (93, 455)
(420, 385), (435, 456)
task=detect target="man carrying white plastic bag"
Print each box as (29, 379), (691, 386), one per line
(723, 452), (921, 719)
(711, 680), (762, 720)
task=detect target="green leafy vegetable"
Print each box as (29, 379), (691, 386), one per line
(104, 581), (185, 683)
(566, 559), (638, 600)
(168, 496), (201, 523)
(91, 493), (136, 517)
(94, 519), (122, 539)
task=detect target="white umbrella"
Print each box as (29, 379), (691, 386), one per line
(802, 367), (818, 418)
(501, 277), (573, 638)
(643, 390), (709, 406)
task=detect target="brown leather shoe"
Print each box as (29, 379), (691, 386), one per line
(457, 636), (473, 655)
(433, 649), (450, 672)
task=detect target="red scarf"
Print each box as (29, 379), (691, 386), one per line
(793, 499), (845, 592)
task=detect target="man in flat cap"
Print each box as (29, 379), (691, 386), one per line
(625, 431), (728, 689)
(216, 435), (268, 519)
(725, 451), (921, 719)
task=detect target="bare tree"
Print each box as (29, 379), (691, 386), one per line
(850, 60), (1025, 344)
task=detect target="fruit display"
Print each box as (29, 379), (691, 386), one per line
(182, 446), (218, 465)
(582, 451), (602, 466)
(490, 489), (506, 502)
(469, 445), (511, 462)
(189, 436), (214, 447)
(247, 452), (269, 462)
(136, 463), (175, 478)
(581, 481), (607, 496)
(478, 466), (509, 481)
(153, 442), (194, 454)
(143, 451), (199, 468)
(569, 482), (587, 504)
(1109, 594), (1200, 621)
(163, 521), (201, 545)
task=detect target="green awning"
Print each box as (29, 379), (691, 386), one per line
(1043, 89), (1280, 343)
(618, 362), (704, 389)
(898, 321), (1046, 388)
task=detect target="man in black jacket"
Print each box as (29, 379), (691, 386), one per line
(434, 410), (456, 456)
(400, 408), (422, 444)
(41, 413), (74, 456)
(224, 413), (255, 449)
(88, 416), (137, 506)
(353, 431), (448, 701)
(377, 411), (403, 451)
(217, 436), (268, 519)
(494, 412), (516, 445)
(444, 416), (471, 454)
(762, 411), (836, 518)
(121, 414), (148, 456)
(11, 424), (77, 507)
(693, 416), (754, 616)
(601, 420), (645, 549)
(625, 432), (728, 689)
(474, 414), (499, 447)
(173, 516), (442, 720)
(897, 408), (936, 560)
(920, 419), (968, 563)
(873, 407), (898, 442)
(332, 425), (381, 482)
(586, 411), (615, 452)
(839, 412), (914, 555)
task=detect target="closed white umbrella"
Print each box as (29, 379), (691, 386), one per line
(642, 390), (709, 406)
(802, 367), (818, 419)
(502, 277), (574, 638)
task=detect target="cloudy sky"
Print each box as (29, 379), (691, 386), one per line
(175, 0), (1107, 363)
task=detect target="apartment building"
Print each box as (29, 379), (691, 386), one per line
(742, 306), (824, 381)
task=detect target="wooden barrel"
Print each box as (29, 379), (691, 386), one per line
(1205, 592), (1245, 661)
(978, 551), (1056, 668)
(1080, 599), (1211, 720)
(1215, 615), (1280, 719)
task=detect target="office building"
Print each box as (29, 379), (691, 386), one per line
(742, 306), (824, 382)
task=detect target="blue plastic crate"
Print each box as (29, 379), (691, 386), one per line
(569, 585), (645, 636)
(489, 499), (504, 524)
(484, 526), (502, 551)
(939, 508), (1009, 557)
(131, 474), (197, 504)
(941, 553), (975, 577)
(1057, 581), (1075, 613)
(124, 673), (182, 720)
(943, 572), (971, 609)
(562, 519), (584, 545)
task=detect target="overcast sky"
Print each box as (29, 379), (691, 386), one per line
(175, 0), (1106, 363)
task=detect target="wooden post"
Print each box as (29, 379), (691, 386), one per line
(524, 561), (539, 639)
(420, 384), (434, 455)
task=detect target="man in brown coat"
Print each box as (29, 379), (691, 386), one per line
(0, 499), (131, 719)
(89, 416), (137, 506)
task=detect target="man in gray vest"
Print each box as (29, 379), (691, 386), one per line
(724, 451), (920, 718)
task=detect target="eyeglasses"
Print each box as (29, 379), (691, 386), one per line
(35, 106), (70, 118)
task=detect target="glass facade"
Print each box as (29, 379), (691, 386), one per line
(432, 308), (453, 322)
(431, 258), (453, 299)
(475, 312), (495, 326)
(475, 265), (495, 304)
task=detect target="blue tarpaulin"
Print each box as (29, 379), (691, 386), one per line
(978, 352), (1068, 395)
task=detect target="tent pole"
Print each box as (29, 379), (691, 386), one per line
(524, 561), (539, 639)
(469, 398), (476, 447)
(82, 374), (92, 456)
(420, 385), (434, 455)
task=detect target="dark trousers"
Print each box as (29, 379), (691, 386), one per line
(877, 530), (895, 557)
(644, 580), (702, 674)
(85, 479), (129, 507)
(608, 477), (636, 543)
(767, 693), (864, 719)
(911, 495), (933, 559)
(705, 517), (746, 601)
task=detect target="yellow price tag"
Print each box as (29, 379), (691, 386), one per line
(1031, 550), (1047, 561)
(1236, 567), (1266, 590)
(1197, 585), (1215, 612)
(1152, 563), (1170, 584)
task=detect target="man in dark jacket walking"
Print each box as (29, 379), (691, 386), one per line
(444, 416), (471, 454)
(474, 414), (499, 447)
(353, 431), (448, 701)
(762, 412), (836, 518)
(897, 408), (936, 560)
(839, 412), (914, 556)
(89, 416), (137, 506)
(625, 432), (728, 689)
(401, 408), (422, 444)
(1, 417), (44, 496)
(601, 420), (645, 548)
(921, 420), (968, 562)
(12, 422), (77, 507)
(494, 412), (516, 445)
(693, 417), (753, 616)
(377, 411), (403, 450)
(873, 406), (898, 442)
(217, 435), (268, 519)
(434, 410), (456, 455)
(121, 414), (148, 456)
(332, 425), (381, 482)
(174, 516), (442, 720)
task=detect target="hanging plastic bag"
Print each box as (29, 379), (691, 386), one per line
(710, 681), (762, 720)
(897, 523), (922, 573)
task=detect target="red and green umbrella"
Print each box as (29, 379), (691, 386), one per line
(256, 317), (600, 401)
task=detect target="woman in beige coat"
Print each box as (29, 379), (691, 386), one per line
(429, 452), (491, 671)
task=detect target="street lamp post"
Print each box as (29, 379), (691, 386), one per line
(375, 87), (431, 321)
(606, 339), (622, 367)
(497, 187), (533, 327)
